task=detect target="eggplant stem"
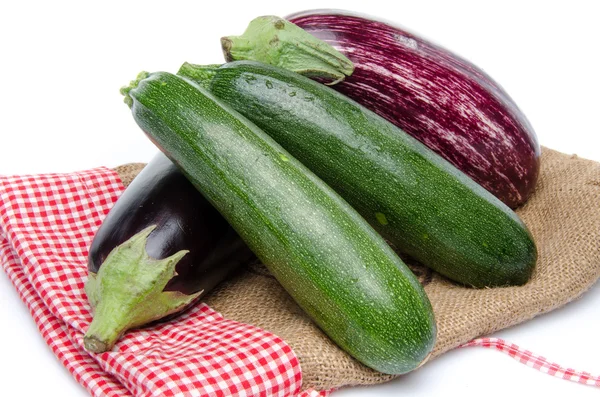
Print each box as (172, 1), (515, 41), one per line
(220, 15), (354, 84)
(83, 225), (201, 353)
(84, 337), (108, 354)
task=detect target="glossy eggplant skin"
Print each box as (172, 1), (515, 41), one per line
(287, 10), (540, 208)
(88, 151), (255, 296)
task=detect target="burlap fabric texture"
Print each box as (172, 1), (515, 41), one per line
(114, 147), (600, 392)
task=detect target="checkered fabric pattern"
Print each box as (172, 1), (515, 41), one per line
(0, 167), (327, 397)
(460, 338), (600, 387)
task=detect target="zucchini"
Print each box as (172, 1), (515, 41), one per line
(178, 61), (537, 288)
(122, 71), (436, 375)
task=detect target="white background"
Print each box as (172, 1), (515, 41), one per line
(1, 1), (599, 396)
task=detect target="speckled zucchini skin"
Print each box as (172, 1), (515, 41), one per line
(125, 71), (436, 375)
(194, 61), (537, 288)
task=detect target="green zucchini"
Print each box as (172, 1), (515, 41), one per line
(178, 60), (537, 288)
(122, 71), (436, 375)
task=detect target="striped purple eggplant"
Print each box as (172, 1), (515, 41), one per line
(286, 9), (540, 208)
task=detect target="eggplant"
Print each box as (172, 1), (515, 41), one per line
(222, 11), (540, 208)
(84, 152), (255, 353)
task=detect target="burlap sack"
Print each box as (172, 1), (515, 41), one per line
(114, 147), (600, 391)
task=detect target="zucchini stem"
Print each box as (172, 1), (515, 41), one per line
(177, 63), (221, 90)
(120, 71), (150, 108)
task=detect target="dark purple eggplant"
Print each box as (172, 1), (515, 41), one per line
(84, 152), (255, 353)
(222, 11), (540, 208)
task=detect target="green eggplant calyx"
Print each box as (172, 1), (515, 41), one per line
(83, 225), (202, 353)
(177, 63), (221, 90)
(221, 15), (354, 85)
(120, 71), (150, 107)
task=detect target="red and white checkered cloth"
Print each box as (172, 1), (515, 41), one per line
(0, 167), (326, 397)
(460, 338), (600, 387)
(0, 166), (598, 396)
